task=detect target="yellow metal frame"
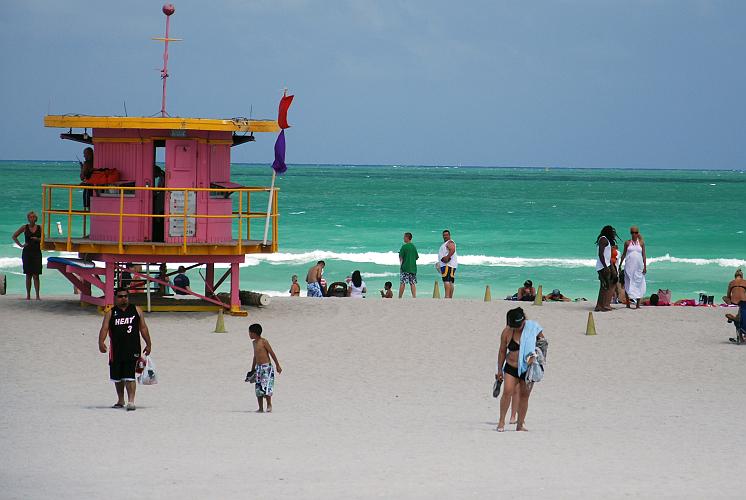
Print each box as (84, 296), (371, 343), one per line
(44, 115), (280, 133)
(41, 184), (279, 256)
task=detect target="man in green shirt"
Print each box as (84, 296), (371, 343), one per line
(399, 232), (419, 298)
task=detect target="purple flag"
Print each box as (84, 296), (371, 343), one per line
(271, 129), (287, 174)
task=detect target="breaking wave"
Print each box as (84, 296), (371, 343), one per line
(1, 252), (743, 271)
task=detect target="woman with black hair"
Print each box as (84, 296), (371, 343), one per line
(347, 270), (367, 298)
(595, 225), (617, 312)
(495, 307), (545, 432)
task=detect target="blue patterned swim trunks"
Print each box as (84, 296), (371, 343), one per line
(307, 282), (323, 297)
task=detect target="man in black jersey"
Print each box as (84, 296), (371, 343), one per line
(98, 288), (152, 411)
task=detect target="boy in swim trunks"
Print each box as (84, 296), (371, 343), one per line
(249, 323), (282, 413)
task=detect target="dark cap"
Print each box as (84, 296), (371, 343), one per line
(524, 280), (532, 287)
(507, 307), (525, 328)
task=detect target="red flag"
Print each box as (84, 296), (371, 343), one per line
(278, 94), (294, 129)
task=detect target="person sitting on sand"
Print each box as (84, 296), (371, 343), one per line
(517, 280), (535, 301)
(347, 270), (367, 298)
(544, 289), (571, 302)
(496, 307), (545, 432)
(289, 275), (300, 296)
(380, 281), (394, 298)
(723, 269), (746, 305)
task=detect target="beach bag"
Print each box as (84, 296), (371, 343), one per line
(88, 168), (120, 185)
(657, 289), (672, 306)
(137, 355), (158, 385)
(525, 349), (545, 384)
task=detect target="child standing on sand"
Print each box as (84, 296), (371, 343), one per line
(248, 323), (282, 413)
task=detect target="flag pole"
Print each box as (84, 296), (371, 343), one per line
(262, 170), (276, 246)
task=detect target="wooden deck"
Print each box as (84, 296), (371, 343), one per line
(43, 237), (276, 256)
(114, 294), (224, 312)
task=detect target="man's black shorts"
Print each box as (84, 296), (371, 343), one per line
(110, 354), (138, 382)
(440, 266), (456, 283)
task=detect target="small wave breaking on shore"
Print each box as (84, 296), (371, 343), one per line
(1, 252), (743, 271)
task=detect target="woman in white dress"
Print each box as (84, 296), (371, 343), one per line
(619, 226), (647, 309)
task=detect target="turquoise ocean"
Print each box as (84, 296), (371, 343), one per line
(1, 161), (744, 301)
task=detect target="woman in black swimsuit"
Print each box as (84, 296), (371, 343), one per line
(11, 211), (43, 300)
(495, 307), (544, 432)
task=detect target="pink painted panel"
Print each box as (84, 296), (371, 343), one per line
(90, 196), (146, 241)
(210, 144), (231, 182)
(207, 199), (232, 242)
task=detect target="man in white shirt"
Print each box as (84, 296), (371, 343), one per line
(436, 229), (458, 299)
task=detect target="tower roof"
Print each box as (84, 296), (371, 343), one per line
(44, 115), (280, 133)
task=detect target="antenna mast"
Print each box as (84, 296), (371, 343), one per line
(153, 4), (182, 117)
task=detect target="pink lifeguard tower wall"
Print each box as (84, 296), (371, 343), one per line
(88, 129), (233, 243)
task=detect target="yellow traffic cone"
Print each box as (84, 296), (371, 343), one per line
(484, 285), (491, 302)
(533, 285), (543, 306)
(214, 308), (227, 333)
(433, 280), (441, 299)
(585, 311), (597, 335)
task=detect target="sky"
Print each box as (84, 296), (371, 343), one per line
(1, 0), (745, 169)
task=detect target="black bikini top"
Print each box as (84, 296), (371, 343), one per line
(508, 337), (520, 352)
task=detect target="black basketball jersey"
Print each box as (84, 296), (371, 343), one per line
(109, 304), (141, 359)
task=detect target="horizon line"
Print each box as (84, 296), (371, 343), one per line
(0, 159), (744, 173)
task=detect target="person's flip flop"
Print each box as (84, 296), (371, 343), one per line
(496, 427), (505, 432)
(126, 403), (136, 411)
(111, 403), (124, 408)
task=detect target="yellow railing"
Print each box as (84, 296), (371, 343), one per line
(41, 184), (279, 254)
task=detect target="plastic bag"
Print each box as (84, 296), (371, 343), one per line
(137, 355), (158, 385)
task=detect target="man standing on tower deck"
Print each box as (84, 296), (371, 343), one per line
(399, 232), (419, 298)
(436, 229), (458, 299)
(79, 147), (94, 210)
(98, 288), (152, 411)
(305, 260), (325, 297)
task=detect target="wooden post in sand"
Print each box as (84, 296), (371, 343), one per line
(585, 312), (597, 335)
(534, 285), (543, 306)
(484, 285), (491, 302)
(433, 281), (441, 299)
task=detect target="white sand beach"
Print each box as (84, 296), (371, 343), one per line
(1, 295), (745, 499)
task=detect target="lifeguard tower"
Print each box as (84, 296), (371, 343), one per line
(41, 5), (284, 315)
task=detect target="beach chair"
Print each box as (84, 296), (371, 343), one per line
(727, 301), (746, 345)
